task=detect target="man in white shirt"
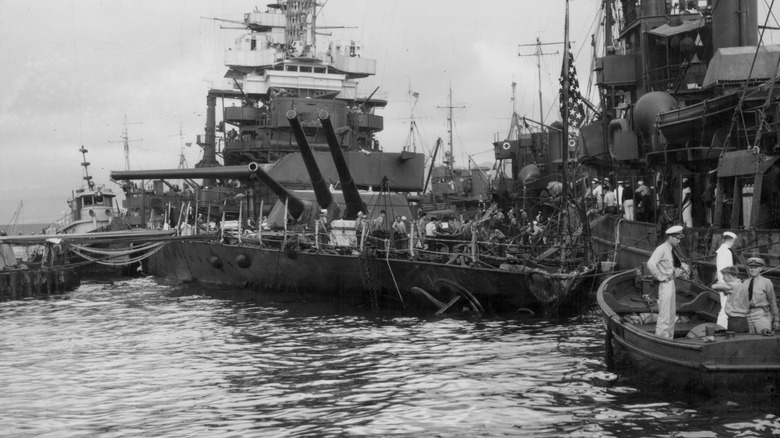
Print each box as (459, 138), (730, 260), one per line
(424, 217), (440, 250)
(603, 187), (618, 214)
(592, 179), (604, 211)
(681, 178), (693, 227)
(715, 231), (738, 327)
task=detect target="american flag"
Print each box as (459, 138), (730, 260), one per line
(559, 47), (586, 128)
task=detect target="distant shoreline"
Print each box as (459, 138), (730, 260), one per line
(0, 223), (50, 236)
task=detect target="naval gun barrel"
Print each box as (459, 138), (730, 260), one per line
(247, 162), (305, 219)
(319, 111), (364, 220)
(286, 110), (333, 210)
(111, 166), (253, 181)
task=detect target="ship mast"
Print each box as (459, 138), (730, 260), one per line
(561, 0), (571, 197)
(506, 81), (524, 140)
(108, 115), (142, 171)
(402, 86), (422, 153)
(437, 84), (465, 170)
(518, 37), (560, 126)
(79, 146), (94, 190)
(285, 0), (317, 56)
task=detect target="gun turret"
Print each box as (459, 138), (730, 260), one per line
(247, 162), (306, 220)
(319, 112), (365, 220)
(286, 110), (333, 210)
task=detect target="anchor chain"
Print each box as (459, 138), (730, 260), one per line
(358, 249), (381, 311)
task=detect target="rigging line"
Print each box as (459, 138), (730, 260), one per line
(586, 7), (604, 103)
(764, 0), (780, 28)
(384, 248), (405, 307)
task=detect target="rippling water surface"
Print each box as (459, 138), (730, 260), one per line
(1, 277), (778, 437)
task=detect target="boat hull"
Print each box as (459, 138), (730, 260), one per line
(145, 240), (593, 314)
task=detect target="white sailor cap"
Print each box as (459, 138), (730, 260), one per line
(665, 225), (684, 235)
(723, 231), (737, 240)
(747, 257), (765, 267)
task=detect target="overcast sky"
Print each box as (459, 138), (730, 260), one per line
(2, 1), (776, 225)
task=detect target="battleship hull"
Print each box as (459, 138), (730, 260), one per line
(145, 239), (592, 314)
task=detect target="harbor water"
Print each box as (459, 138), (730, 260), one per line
(1, 277), (778, 437)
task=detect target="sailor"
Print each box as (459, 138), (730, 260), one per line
(592, 178), (604, 211)
(711, 266), (750, 333)
(318, 209), (329, 245)
(603, 185), (618, 215)
(416, 211), (428, 248)
(646, 225), (690, 339)
(530, 220), (545, 244)
(372, 210), (387, 240)
(681, 178), (693, 227)
(507, 208), (516, 225)
(400, 216), (409, 247)
(392, 215), (407, 248)
(635, 180), (651, 221)
(355, 211), (364, 231)
(585, 178), (598, 211)
(354, 211), (365, 245)
(714, 231), (739, 327)
(744, 257), (780, 334)
(425, 216), (440, 250)
(621, 181), (635, 220)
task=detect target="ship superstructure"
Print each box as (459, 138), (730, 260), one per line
(211, 0), (385, 166)
(583, 0), (780, 280)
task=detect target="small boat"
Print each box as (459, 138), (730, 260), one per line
(597, 268), (780, 397)
(46, 146), (122, 235)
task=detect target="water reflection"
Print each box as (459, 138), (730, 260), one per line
(0, 278), (777, 437)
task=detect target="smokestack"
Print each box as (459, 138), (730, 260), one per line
(712, 0), (758, 52)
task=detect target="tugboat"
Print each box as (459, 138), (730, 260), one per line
(580, 0), (780, 285)
(109, 0), (595, 315)
(46, 146), (121, 235)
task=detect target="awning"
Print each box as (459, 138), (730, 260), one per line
(717, 150), (780, 177)
(648, 19), (705, 37)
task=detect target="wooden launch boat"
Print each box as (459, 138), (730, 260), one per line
(597, 268), (780, 397)
(656, 92), (741, 145)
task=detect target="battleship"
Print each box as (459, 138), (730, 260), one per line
(109, 0), (595, 315)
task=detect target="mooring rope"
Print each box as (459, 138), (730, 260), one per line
(67, 241), (164, 256)
(68, 242), (167, 266)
